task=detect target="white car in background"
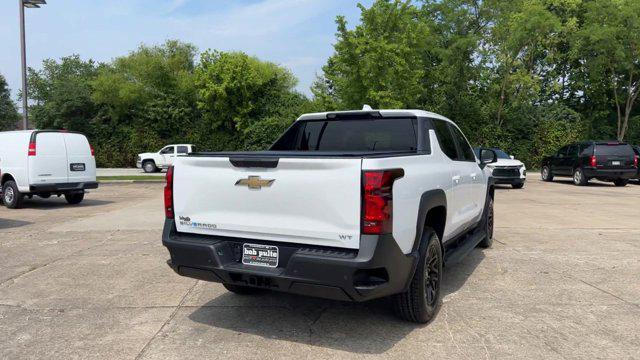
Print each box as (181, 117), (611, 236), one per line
(137, 144), (196, 173)
(0, 130), (98, 208)
(474, 148), (526, 189)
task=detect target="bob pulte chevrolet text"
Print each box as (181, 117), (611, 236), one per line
(162, 108), (497, 323)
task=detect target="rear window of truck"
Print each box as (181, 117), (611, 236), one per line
(271, 118), (417, 152)
(594, 143), (634, 157)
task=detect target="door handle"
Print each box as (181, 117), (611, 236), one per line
(452, 175), (461, 184)
(471, 173), (477, 180)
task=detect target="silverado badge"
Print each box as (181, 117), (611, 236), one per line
(235, 176), (275, 190)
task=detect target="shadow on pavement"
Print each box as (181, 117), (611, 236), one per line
(551, 179), (617, 187)
(188, 249), (485, 354)
(16, 198), (114, 210)
(0, 218), (32, 230)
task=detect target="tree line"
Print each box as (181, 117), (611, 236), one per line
(0, 0), (638, 168)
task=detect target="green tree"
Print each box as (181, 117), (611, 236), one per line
(195, 50), (308, 151)
(576, 0), (640, 141)
(322, 0), (432, 109)
(91, 40), (199, 165)
(0, 73), (20, 131)
(487, 0), (560, 126)
(195, 50), (298, 132)
(26, 55), (99, 133)
(92, 40), (197, 122)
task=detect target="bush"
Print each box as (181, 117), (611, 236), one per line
(530, 104), (586, 167)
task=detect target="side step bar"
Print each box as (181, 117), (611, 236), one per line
(443, 228), (486, 266)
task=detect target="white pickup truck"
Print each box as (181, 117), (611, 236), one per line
(136, 144), (195, 173)
(162, 109), (497, 323)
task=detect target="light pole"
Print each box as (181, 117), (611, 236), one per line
(19, 0), (46, 130)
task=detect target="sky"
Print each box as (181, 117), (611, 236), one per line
(0, 0), (373, 105)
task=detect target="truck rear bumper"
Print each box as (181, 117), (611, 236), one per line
(583, 168), (637, 180)
(29, 181), (99, 193)
(162, 219), (418, 302)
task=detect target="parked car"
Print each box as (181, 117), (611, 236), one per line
(541, 141), (638, 186)
(162, 108), (498, 323)
(473, 148), (526, 189)
(0, 130), (97, 208)
(136, 144), (196, 173)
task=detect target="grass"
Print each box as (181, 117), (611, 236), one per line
(98, 176), (164, 181)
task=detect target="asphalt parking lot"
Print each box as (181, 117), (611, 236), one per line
(1, 177), (639, 359)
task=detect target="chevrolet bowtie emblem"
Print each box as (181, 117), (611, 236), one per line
(235, 176), (275, 190)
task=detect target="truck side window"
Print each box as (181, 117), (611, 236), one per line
(432, 119), (459, 160)
(448, 124), (476, 162)
(160, 146), (174, 155)
(177, 146), (189, 154)
(557, 146), (568, 157)
(568, 145), (579, 157)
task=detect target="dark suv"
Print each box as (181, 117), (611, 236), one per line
(541, 141), (638, 186)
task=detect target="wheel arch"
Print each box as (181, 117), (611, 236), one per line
(1, 172), (16, 187)
(412, 189), (447, 254)
(401, 189), (447, 294)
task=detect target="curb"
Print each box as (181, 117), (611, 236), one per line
(98, 180), (164, 184)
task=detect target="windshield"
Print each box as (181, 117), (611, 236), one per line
(271, 118), (417, 152)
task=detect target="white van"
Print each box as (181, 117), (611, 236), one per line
(0, 130), (98, 208)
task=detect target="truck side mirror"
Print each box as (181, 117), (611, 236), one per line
(479, 148), (497, 169)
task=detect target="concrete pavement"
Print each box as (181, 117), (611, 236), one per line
(0, 178), (639, 359)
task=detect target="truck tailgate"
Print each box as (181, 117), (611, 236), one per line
(173, 156), (363, 249)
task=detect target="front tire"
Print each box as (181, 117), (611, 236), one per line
(393, 227), (442, 323)
(512, 182), (525, 189)
(478, 196), (494, 248)
(613, 179), (628, 187)
(541, 166), (553, 182)
(142, 160), (158, 173)
(223, 283), (262, 295)
(573, 168), (588, 186)
(2, 181), (24, 209)
(64, 192), (85, 205)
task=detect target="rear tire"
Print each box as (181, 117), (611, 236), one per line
(2, 181), (24, 209)
(573, 168), (588, 186)
(613, 179), (628, 187)
(223, 283), (262, 295)
(393, 227), (442, 323)
(142, 160), (157, 173)
(541, 166), (553, 182)
(64, 192), (85, 205)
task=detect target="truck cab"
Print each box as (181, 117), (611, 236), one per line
(137, 144), (196, 173)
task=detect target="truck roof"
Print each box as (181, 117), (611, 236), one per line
(297, 109), (452, 122)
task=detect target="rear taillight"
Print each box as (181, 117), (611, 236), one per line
(362, 169), (403, 235)
(28, 141), (36, 156)
(634, 155), (638, 168)
(590, 155), (597, 167)
(164, 166), (174, 219)
(90, 144), (95, 157)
